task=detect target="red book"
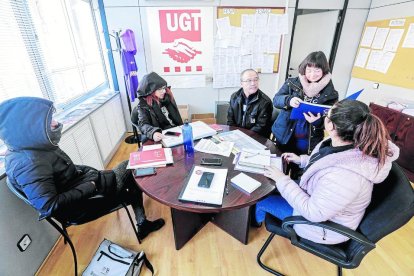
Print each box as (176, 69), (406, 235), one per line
(129, 148), (166, 167)
(209, 124), (223, 132)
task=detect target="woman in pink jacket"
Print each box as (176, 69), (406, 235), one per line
(255, 99), (399, 244)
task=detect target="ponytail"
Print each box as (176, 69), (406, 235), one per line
(329, 99), (393, 168)
(353, 113), (392, 167)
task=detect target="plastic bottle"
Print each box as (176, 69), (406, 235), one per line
(182, 120), (194, 153)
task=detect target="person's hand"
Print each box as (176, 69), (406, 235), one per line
(303, 112), (321, 123)
(153, 132), (164, 142)
(264, 165), (286, 182)
(162, 38), (202, 63)
(281, 152), (301, 165)
(289, 97), (302, 108)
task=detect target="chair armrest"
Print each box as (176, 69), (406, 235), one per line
(281, 216), (375, 248)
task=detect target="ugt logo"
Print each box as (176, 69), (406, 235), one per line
(159, 9), (202, 63)
(159, 10), (201, 42)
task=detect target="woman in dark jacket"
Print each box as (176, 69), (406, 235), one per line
(0, 97), (164, 241)
(272, 51), (338, 155)
(136, 72), (183, 142)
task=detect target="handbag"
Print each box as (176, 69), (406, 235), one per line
(82, 239), (154, 276)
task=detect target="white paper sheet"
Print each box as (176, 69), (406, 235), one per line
(366, 50), (383, 70)
(261, 54), (275, 73)
(214, 129), (266, 154)
(241, 14), (254, 33)
(268, 34), (281, 53)
(360, 27), (377, 47)
(371, 28), (390, 49)
(216, 17), (231, 39)
(402, 23), (414, 48)
(194, 139), (234, 157)
(376, 51), (395, 73)
(383, 29), (404, 52)
(354, 48), (371, 68)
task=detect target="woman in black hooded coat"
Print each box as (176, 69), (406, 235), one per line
(136, 72), (183, 142)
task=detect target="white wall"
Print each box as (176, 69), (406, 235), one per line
(104, 0), (400, 126)
(347, 0), (414, 106)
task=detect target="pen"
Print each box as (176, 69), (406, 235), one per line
(225, 177), (229, 195)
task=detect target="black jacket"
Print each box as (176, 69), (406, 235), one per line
(136, 72), (183, 139)
(271, 77), (338, 154)
(137, 96), (183, 139)
(227, 88), (272, 137)
(0, 97), (116, 220)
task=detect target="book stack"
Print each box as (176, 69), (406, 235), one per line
(237, 149), (271, 169)
(127, 147), (173, 169)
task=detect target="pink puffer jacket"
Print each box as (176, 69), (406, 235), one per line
(276, 140), (400, 244)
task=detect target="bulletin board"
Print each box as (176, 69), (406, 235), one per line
(217, 6), (285, 73)
(351, 16), (414, 90)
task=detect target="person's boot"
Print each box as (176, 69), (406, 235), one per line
(137, 218), (165, 242)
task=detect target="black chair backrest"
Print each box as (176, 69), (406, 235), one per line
(359, 163), (414, 243)
(131, 105), (139, 126)
(271, 107), (280, 124)
(6, 178), (32, 206)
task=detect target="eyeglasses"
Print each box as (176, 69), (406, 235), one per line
(241, 78), (259, 83)
(156, 86), (167, 92)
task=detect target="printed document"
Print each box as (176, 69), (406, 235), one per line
(213, 129), (266, 154)
(194, 139), (234, 157)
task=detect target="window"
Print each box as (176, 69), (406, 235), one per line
(0, 0), (109, 173)
(0, 0), (108, 107)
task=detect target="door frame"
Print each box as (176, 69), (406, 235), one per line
(285, 0), (349, 80)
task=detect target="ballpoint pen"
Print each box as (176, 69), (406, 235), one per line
(225, 177), (229, 195)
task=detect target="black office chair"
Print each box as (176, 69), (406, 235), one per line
(257, 162), (414, 276)
(130, 105), (143, 147)
(269, 107), (280, 141)
(6, 178), (140, 276)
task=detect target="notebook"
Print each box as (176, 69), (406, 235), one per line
(231, 173), (261, 194)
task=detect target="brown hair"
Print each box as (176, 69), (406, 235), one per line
(145, 87), (175, 106)
(329, 99), (392, 167)
(298, 51), (330, 76)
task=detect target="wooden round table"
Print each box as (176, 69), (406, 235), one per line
(135, 125), (280, 250)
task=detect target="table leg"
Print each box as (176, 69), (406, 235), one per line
(170, 208), (210, 250)
(211, 206), (251, 244)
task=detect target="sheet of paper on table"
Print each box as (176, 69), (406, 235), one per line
(194, 138), (234, 157)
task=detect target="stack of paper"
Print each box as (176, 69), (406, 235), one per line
(234, 153), (282, 175)
(161, 121), (217, 148)
(238, 149), (271, 169)
(231, 173), (261, 194)
(127, 145), (173, 169)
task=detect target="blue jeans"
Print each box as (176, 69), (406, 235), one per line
(255, 195), (293, 223)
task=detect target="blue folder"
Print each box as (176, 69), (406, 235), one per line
(346, 89), (364, 100)
(290, 102), (332, 120)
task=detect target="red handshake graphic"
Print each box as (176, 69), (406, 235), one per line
(163, 39), (202, 63)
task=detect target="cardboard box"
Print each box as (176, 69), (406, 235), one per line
(191, 113), (216, 124)
(178, 105), (189, 121)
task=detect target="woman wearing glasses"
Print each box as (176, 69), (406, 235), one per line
(136, 72), (183, 141)
(255, 99), (399, 244)
(272, 52), (338, 178)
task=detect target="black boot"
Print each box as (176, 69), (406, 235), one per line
(137, 219), (165, 242)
